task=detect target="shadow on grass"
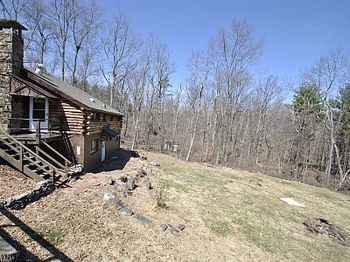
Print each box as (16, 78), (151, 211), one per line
(0, 207), (72, 261)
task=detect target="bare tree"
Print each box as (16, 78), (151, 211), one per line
(100, 13), (139, 109)
(0, 0), (28, 20)
(24, 0), (53, 65)
(69, 0), (99, 84)
(185, 50), (209, 161)
(49, 0), (76, 80)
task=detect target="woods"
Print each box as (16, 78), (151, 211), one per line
(1, 0), (350, 190)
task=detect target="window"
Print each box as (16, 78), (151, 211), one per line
(76, 145), (81, 156)
(90, 138), (99, 154)
(33, 98), (46, 120)
(91, 113), (97, 121)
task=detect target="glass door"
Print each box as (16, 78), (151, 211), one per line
(29, 97), (49, 132)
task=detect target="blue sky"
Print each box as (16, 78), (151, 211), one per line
(101, 0), (350, 87)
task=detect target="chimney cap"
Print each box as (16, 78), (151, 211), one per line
(0, 20), (27, 31)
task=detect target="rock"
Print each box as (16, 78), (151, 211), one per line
(106, 197), (124, 210)
(123, 190), (133, 197)
(137, 169), (147, 178)
(177, 224), (186, 231)
(280, 197), (305, 207)
(120, 207), (134, 216)
(126, 177), (136, 191)
(103, 193), (116, 202)
(166, 225), (180, 234)
(108, 179), (115, 185)
(149, 160), (160, 166)
(141, 156), (148, 161)
(134, 214), (152, 226)
(119, 176), (127, 183)
(131, 151), (140, 158)
(67, 164), (84, 176)
(144, 180), (152, 190)
(161, 224), (180, 234)
(160, 224), (169, 231)
(303, 218), (350, 243)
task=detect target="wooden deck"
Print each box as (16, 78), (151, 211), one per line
(0, 132), (63, 144)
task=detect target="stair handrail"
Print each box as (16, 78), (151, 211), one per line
(36, 147), (66, 170)
(0, 129), (57, 180)
(40, 140), (72, 167)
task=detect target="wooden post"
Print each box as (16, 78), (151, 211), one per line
(64, 160), (68, 177)
(19, 146), (23, 172)
(51, 170), (55, 184)
(36, 121), (41, 144)
(35, 146), (39, 162)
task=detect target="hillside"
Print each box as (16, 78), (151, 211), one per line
(0, 151), (349, 261)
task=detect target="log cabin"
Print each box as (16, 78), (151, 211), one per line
(0, 20), (123, 181)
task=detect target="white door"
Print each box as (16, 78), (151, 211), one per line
(29, 97), (49, 132)
(101, 141), (106, 162)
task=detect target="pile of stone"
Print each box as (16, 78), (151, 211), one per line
(103, 193), (152, 226)
(67, 164), (83, 176)
(303, 218), (350, 245)
(0, 180), (54, 210)
(107, 168), (153, 197)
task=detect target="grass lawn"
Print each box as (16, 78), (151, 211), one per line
(1, 151), (349, 261)
(153, 152), (350, 261)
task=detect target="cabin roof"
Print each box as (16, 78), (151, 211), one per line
(25, 68), (123, 117)
(0, 20), (27, 30)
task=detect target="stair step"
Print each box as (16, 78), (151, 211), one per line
(25, 160), (48, 167)
(1, 132), (67, 184)
(3, 148), (18, 154)
(24, 164), (52, 172)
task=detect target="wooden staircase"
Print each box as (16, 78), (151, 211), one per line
(0, 130), (79, 183)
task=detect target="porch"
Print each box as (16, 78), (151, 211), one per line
(0, 132), (63, 144)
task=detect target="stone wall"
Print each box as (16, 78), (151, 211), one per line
(0, 29), (24, 130)
(0, 180), (54, 210)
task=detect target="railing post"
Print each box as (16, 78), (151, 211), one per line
(19, 146), (23, 172)
(65, 160), (68, 177)
(36, 146), (39, 162)
(36, 121), (41, 144)
(51, 170), (55, 184)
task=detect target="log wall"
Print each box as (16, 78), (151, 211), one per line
(86, 113), (122, 134)
(49, 99), (122, 135)
(49, 98), (87, 134)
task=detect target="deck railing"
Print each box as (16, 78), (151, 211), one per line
(0, 129), (57, 183)
(7, 118), (73, 178)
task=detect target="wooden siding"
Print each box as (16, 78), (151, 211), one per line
(49, 98), (86, 134)
(86, 113), (122, 134)
(49, 100), (122, 135)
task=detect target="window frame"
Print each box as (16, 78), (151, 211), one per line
(90, 138), (99, 155)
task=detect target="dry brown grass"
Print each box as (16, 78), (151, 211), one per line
(0, 151), (349, 261)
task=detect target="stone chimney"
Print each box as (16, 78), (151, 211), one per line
(0, 20), (27, 130)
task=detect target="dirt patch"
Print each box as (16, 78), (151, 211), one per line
(0, 164), (37, 201)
